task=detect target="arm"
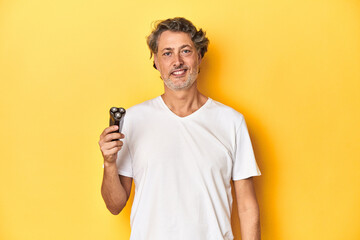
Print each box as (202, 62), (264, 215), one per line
(234, 177), (261, 240)
(99, 125), (133, 215)
(101, 164), (132, 215)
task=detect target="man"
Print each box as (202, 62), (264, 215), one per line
(99, 17), (261, 240)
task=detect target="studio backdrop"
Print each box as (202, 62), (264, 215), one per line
(0, 0), (359, 239)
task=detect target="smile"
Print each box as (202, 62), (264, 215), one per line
(171, 69), (187, 76)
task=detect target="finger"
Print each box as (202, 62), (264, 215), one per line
(100, 125), (119, 138)
(101, 140), (123, 151)
(101, 141), (119, 151)
(104, 132), (123, 142)
(111, 133), (125, 139)
(99, 137), (122, 150)
(105, 146), (122, 156)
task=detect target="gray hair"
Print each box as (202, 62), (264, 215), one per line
(147, 17), (209, 68)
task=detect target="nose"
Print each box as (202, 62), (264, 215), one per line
(173, 53), (184, 67)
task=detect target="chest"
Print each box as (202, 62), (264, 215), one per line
(128, 117), (234, 181)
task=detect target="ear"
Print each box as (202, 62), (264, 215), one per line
(198, 52), (202, 64)
(153, 55), (159, 70)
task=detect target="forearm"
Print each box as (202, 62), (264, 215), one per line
(101, 162), (128, 215)
(238, 206), (261, 240)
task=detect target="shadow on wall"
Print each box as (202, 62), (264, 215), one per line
(230, 117), (280, 239)
(197, 40), (223, 98)
(246, 114), (281, 239)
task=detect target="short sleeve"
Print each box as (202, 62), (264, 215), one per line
(232, 117), (261, 180)
(116, 137), (133, 177)
(115, 119), (133, 178)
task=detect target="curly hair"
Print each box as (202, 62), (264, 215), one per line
(146, 17), (209, 68)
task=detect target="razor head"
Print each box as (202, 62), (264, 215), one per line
(110, 107), (118, 113)
(109, 107), (126, 133)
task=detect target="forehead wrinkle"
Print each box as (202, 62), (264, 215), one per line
(160, 44), (193, 53)
(157, 31), (194, 52)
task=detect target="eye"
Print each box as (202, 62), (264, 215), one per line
(183, 49), (191, 54)
(163, 52), (171, 56)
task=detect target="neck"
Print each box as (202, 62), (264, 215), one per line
(161, 81), (208, 117)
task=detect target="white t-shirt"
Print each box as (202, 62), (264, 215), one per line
(116, 96), (261, 240)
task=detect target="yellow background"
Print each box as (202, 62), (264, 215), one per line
(1, 0), (359, 239)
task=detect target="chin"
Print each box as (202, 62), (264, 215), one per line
(165, 79), (196, 91)
(163, 71), (198, 91)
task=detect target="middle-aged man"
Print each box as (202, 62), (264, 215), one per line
(99, 17), (261, 240)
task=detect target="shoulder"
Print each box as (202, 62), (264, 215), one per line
(123, 96), (161, 121)
(126, 96), (160, 113)
(207, 99), (245, 126)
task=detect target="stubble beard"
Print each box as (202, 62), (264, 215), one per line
(163, 68), (198, 91)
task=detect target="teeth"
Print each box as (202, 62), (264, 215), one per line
(172, 70), (185, 75)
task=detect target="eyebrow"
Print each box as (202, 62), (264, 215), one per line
(161, 44), (193, 52)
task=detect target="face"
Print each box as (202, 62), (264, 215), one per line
(154, 31), (201, 91)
